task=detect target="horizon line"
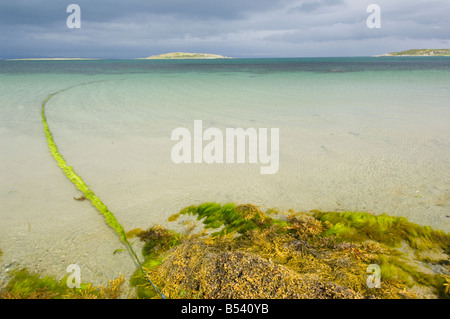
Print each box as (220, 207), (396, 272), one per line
(1, 55), (392, 61)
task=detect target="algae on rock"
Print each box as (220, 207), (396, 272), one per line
(132, 203), (450, 299)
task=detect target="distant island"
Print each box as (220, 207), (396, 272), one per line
(139, 52), (230, 59)
(377, 49), (450, 57)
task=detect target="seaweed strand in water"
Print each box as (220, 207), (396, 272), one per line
(40, 82), (166, 299)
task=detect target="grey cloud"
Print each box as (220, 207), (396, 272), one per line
(0, 0), (66, 27)
(289, 0), (345, 13)
(0, 0), (449, 59)
(0, 0), (289, 26)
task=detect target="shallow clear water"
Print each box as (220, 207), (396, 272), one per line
(1, 57), (449, 285)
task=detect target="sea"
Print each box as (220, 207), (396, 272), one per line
(1, 57), (449, 285)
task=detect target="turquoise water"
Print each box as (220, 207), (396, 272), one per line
(1, 57), (450, 284)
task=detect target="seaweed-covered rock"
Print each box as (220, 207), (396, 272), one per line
(134, 203), (450, 299)
(143, 239), (362, 299)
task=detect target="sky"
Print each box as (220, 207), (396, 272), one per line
(0, 0), (449, 59)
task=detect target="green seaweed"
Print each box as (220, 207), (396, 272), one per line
(138, 225), (183, 259)
(130, 225), (183, 298)
(0, 268), (125, 299)
(113, 249), (126, 255)
(178, 202), (283, 236)
(374, 254), (450, 298)
(40, 85), (165, 298)
(41, 85), (128, 243)
(314, 211), (450, 252)
(167, 213), (180, 222)
(125, 228), (144, 239)
(2, 269), (71, 299)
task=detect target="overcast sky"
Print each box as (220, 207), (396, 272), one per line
(0, 0), (449, 59)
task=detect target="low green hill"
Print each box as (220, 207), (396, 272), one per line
(140, 52), (229, 59)
(385, 49), (450, 56)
